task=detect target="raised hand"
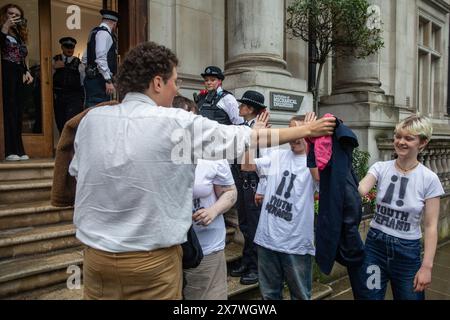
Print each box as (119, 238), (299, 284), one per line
(253, 111), (270, 130)
(304, 112), (317, 124)
(307, 115), (336, 137)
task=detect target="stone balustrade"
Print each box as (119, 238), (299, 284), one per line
(377, 138), (450, 192)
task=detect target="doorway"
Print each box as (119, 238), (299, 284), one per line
(0, 0), (147, 160)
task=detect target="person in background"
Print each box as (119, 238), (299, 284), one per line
(0, 3), (33, 161)
(229, 90), (269, 285)
(82, 9), (118, 107)
(195, 66), (243, 125)
(53, 37), (84, 134)
(352, 115), (444, 300)
(172, 95), (198, 114)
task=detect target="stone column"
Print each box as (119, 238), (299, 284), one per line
(224, 0), (312, 126)
(320, 0), (399, 165)
(225, 0), (290, 76)
(333, 54), (384, 94)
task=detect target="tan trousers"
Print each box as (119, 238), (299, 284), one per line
(83, 245), (183, 300)
(183, 250), (228, 300)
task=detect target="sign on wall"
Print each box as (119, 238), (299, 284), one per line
(270, 92), (304, 112)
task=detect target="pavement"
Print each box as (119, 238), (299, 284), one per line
(327, 240), (450, 300)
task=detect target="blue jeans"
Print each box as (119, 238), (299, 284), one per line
(348, 228), (424, 300)
(257, 245), (312, 300)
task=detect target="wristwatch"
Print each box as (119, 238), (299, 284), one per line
(105, 79), (113, 84)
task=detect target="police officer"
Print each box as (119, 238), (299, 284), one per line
(53, 37), (84, 134)
(82, 9), (118, 107)
(230, 90), (267, 285)
(195, 66), (243, 125)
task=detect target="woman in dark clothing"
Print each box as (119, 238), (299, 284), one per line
(1, 4), (33, 161)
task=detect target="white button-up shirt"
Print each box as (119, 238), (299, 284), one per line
(81, 22), (114, 80)
(69, 92), (252, 253)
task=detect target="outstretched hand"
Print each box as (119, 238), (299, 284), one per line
(306, 114), (336, 137)
(304, 112), (317, 124)
(253, 111), (270, 130)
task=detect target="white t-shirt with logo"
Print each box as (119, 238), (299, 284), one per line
(254, 149), (317, 256)
(368, 160), (444, 240)
(192, 159), (235, 256)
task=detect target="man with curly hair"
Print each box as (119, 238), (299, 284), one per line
(68, 41), (336, 300)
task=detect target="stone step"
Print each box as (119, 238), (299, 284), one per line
(7, 276), (332, 300)
(0, 160), (54, 182)
(0, 240), (243, 299)
(0, 223), (81, 260)
(228, 277), (333, 300)
(0, 201), (73, 230)
(0, 249), (83, 298)
(0, 179), (53, 204)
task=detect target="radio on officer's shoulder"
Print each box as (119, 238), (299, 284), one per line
(85, 64), (100, 79)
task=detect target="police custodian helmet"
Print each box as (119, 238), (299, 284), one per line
(201, 66), (225, 80)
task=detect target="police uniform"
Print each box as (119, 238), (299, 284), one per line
(82, 9), (118, 107)
(53, 37), (84, 134)
(195, 66), (243, 125)
(230, 91), (267, 285)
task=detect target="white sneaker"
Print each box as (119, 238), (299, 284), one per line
(19, 155), (30, 161)
(5, 154), (20, 161)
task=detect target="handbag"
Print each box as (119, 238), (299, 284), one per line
(181, 225), (204, 269)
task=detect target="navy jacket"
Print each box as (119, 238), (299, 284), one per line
(309, 119), (365, 275)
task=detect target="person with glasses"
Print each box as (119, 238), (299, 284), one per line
(195, 66), (243, 125)
(53, 37), (84, 134)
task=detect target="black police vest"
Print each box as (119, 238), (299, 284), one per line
(197, 91), (232, 125)
(87, 26), (117, 76)
(53, 54), (82, 91)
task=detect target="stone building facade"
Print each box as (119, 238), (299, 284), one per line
(149, 0), (450, 242)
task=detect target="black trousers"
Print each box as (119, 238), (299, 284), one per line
(232, 165), (262, 273)
(84, 75), (110, 107)
(53, 89), (84, 134)
(2, 60), (25, 156)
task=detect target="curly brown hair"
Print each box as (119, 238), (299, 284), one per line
(0, 4), (28, 43)
(116, 42), (178, 97)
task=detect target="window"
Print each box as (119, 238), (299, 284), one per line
(417, 16), (443, 117)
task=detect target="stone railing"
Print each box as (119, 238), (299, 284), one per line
(377, 138), (450, 193)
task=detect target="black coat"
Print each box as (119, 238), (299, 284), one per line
(310, 119), (365, 275)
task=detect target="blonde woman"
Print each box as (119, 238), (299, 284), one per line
(351, 115), (444, 300)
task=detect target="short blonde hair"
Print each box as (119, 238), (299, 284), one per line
(395, 114), (433, 141)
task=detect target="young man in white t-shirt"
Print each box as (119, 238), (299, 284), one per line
(246, 115), (319, 300)
(353, 115), (444, 300)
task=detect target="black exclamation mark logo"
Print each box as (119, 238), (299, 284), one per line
(284, 174), (297, 199)
(396, 177), (409, 207)
(276, 171), (290, 196)
(382, 175), (398, 204)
